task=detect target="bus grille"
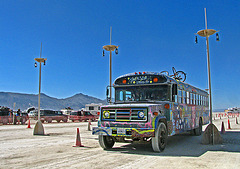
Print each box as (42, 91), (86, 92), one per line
(101, 108), (147, 122)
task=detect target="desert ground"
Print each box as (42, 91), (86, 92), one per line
(1, 113), (240, 169)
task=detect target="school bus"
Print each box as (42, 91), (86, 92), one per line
(92, 68), (209, 152)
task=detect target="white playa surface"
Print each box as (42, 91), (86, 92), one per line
(1, 114), (240, 169)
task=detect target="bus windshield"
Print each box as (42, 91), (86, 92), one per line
(115, 85), (170, 103)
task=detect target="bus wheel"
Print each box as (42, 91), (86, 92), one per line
(194, 118), (202, 136)
(99, 135), (115, 150)
(152, 122), (168, 152)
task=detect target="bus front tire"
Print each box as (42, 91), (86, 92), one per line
(99, 135), (115, 150)
(152, 122), (168, 152)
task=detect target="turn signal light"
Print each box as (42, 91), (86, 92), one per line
(164, 103), (170, 109)
(153, 77), (158, 82)
(122, 79), (127, 84)
(153, 112), (158, 116)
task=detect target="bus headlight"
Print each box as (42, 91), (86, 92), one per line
(138, 111), (145, 118)
(103, 111), (110, 118)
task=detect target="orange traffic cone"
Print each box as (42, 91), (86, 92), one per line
(227, 119), (231, 129)
(88, 119), (91, 131)
(27, 119), (31, 128)
(221, 121), (225, 134)
(73, 128), (84, 147)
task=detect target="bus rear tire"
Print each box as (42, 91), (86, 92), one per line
(152, 122), (168, 152)
(99, 135), (115, 150)
(194, 118), (202, 136)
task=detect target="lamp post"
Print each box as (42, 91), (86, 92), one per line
(33, 42), (47, 135)
(196, 8), (222, 144)
(102, 27), (119, 104)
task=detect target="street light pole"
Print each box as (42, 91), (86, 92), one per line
(33, 42), (47, 135)
(38, 54), (42, 122)
(196, 8), (217, 125)
(196, 8), (222, 144)
(206, 35), (213, 124)
(102, 27), (119, 104)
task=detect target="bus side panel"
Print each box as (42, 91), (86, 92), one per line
(170, 103), (206, 136)
(202, 106), (210, 125)
(191, 106), (197, 129)
(193, 105), (210, 129)
(169, 103), (191, 136)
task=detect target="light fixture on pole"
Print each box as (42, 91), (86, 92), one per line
(102, 26), (119, 104)
(196, 8), (222, 144)
(33, 42), (47, 135)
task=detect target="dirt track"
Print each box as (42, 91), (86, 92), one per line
(1, 115), (240, 169)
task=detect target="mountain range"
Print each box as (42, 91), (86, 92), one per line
(0, 92), (225, 112)
(0, 92), (106, 111)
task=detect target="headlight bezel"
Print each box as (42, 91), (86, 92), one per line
(137, 111), (145, 119)
(103, 110), (110, 119)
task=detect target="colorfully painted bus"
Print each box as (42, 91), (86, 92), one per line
(92, 68), (209, 152)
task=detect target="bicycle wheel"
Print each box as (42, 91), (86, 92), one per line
(176, 71), (186, 82)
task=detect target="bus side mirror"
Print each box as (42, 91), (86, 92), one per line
(106, 86), (110, 103)
(106, 88), (109, 97)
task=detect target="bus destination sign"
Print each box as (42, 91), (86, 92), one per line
(115, 75), (167, 85)
(128, 76), (151, 84)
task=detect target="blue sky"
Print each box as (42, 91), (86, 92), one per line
(0, 0), (239, 109)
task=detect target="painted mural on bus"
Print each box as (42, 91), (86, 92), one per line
(93, 68), (209, 152)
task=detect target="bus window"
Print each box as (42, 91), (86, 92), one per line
(187, 91), (190, 104)
(178, 90), (182, 103)
(174, 95), (178, 103)
(116, 91), (124, 101)
(183, 91), (186, 104)
(193, 94), (196, 105)
(115, 85), (170, 102)
(172, 84), (177, 102)
(126, 91), (132, 101)
(196, 94), (199, 105)
(199, 95), (201, 105)
(190, 93), (193, 104)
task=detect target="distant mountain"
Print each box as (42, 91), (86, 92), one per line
(0, 92), (106, 111)
(213, 109), (226, 112)
(0, 92), (226, 112)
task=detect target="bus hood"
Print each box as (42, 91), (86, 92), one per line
(101, 103), (163, 109)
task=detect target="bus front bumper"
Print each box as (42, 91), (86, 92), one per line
(92, 127), (155, 137)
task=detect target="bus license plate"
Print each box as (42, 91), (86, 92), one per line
(117, 128), (126, 134)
